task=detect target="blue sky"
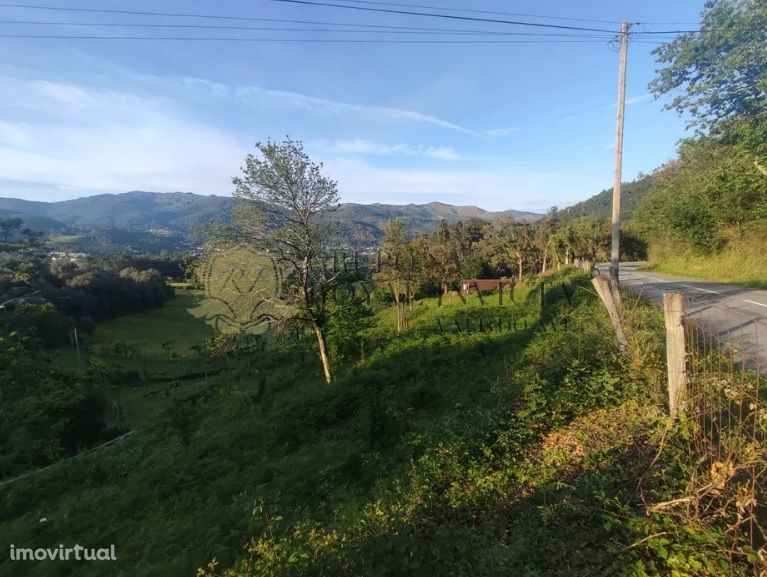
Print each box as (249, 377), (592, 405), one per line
(0, 0), (704, 211)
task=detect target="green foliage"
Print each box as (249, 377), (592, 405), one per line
(637, 30), (767, 275)
(324, 287), (374, 371)
(2, 302), (73, 347)
(650, 0), (767, 131)
(0, 332), (108, 479)
(458, 254), (494, 279)
(0, 216), (23, 241)
(563, 174), (656, 220)
(46, 260), (175, 324)
(636, 120), (767, 263)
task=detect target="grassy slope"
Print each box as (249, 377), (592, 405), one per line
(0, 270), (752, 577)
(0, 280), (541, 576)
(645, 252), (767, 289)
(644, 229), (767, 289)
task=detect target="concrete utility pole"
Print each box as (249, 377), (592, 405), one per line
(610, 21), (630, 283)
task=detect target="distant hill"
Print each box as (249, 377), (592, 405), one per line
(335, 201), (540, 246)
(0, 208), (73, 236)
(0, 191), (231, 232)
(563, 174), (655, 220)
(0, 192), (542, 252)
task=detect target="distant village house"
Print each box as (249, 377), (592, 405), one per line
(460, 279), (515, 293)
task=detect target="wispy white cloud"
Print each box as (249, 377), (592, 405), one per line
(626, 93), (653, 105)
(317, 139), (463, 161)
(175, 77), (525, 142)
(0, 76), (247, 196)
(231, 83), (480, 136)
(180, 76), (230, 99)
(481, 126), (522, 137)
(606, 93), (652, 109)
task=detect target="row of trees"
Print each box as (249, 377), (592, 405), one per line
(220, 139), (648, 382)
(47, 261), (174, 327)
(373, 214), (640, 331)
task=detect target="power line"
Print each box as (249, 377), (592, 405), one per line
(323, 0), (625, 25)
(0, 3), (632, 35)
(0, 34), (618, 43)
(0, 3), (605, 34)
(0, 3), (725, 37)
(0, 8), (605, 35)
(265, 0), (619, 33)
(340, 1), (706, 27)
(0, 20), (619, 38)
(0, 0), (665, 28)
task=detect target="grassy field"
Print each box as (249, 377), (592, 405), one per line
(51, 291), (216, 378)
(92, 290), (215, 357)
(0, 270), (757, 577)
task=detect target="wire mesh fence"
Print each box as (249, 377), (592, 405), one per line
(679, 293), (766, 550)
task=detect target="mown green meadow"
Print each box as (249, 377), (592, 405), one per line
(91, 290), (215, 357)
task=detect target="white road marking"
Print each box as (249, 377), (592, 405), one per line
(743, 299), (767, 309)
(678, 283), (721, 295)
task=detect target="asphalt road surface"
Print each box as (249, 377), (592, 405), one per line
(603, 263), (767, 369)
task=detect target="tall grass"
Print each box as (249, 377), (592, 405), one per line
(645, 225), (767, 288)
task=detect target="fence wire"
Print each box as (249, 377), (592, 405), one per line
(680, 293), (766, 550)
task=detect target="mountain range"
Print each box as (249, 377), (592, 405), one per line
(0, 191), (542, 252)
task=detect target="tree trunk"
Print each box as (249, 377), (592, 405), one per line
(517, 255), (524, 283)
(312, 323), (333, 383)
(390, 282), (404, 332)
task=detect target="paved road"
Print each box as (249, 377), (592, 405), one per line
(602, 263), (767, 368)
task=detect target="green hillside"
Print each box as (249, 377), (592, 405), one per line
(3, 269), (750, 576)
(0, 192), (542, 253)
(563, 173), (656, 220)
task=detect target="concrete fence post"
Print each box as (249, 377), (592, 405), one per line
(663, 292), (687, 418)
(591, 275), (628, 353)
